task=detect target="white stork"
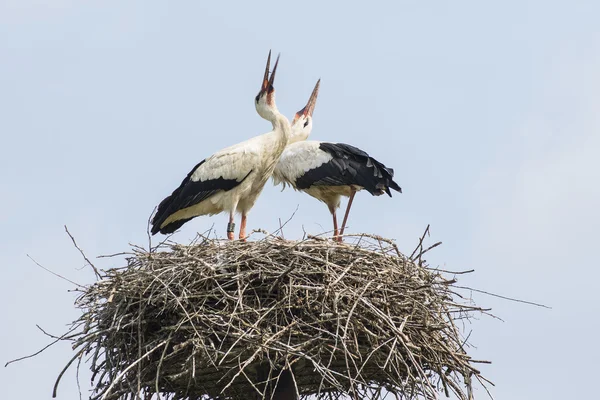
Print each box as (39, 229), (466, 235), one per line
(151, 52), (291, 240)
(273, 83), (402, 241)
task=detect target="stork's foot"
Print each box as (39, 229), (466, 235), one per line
(227, 222), (235, 241)
(239, 215), (247, 242)
(333, 229), (343, 243)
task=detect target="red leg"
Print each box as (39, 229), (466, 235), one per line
(339, 188), (356, 238)
(332, 211), (339, 241)
(239, 214), (247, 241)
(227, 212), (235, 241)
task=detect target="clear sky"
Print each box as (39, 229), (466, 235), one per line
(1, 1), (599, 399)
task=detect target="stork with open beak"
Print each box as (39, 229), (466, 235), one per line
(151, 52), (291, 240)
(272, 81), (401, 241)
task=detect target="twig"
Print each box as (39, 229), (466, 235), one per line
(454, 286), (551, 309)
(411, 241), (442, 262)
(26, 255), (83, 288)
(271, 204), (300, 238)
(409, 224), (430, 260)
(99, 341), (167, 400)
(52, 347), (86, 398)
(147, 207), (156, 253)
(64, 225), (101, 279)
(5, 326), (77, 367)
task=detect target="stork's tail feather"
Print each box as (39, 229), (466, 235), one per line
(313, 142), (402, 198)
(155, 217), (195, 235)
(385, 172), (402, 195)
(151, 194), (176, 235)
(365, 158), (402, 197)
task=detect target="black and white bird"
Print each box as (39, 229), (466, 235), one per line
(151, 52), (291, 240)
(273, 84), (402, 241)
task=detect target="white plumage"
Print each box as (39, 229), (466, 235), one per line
(273, 82), (402, 241)
(272, 141), (333, 190)
(151, 52), (291, 240)
(158, 134), (282, 227)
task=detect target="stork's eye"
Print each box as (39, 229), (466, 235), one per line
(303, 120), (309, 128)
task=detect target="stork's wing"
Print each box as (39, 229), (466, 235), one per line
(294, 142), (402, 196)
(151, 142), (261, 234)
(273, 141), (333, 189)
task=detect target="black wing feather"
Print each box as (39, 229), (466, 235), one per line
(151, 160), (251, 235)
(295, 143), (402, 196)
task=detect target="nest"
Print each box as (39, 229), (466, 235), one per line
(62, 233), (491, 400)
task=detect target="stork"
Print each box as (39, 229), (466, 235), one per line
(272, 83), (401, 241)
(151, 52), (291, 240)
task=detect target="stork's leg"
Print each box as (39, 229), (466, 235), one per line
(227, 212), (235, 241)
(239, 214), (247, 241)
(329, 205), (340, 242)
(339, 188), (356, 239)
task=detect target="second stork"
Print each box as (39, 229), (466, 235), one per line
(273, 82), (402, 241)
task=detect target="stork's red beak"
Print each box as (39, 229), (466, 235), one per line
(260, 50), (271, 93)
(293, 79), (320, 123)
(266, 54), (279, 94)
(257, 51), (280, 103)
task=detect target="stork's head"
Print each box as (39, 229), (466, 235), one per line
(255, 51), (280, 121)
(289, 79), (320, 144)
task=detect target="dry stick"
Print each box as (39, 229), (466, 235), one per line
(268, 263), (301, 294)
(26, 254), (83, 288)
(270, 204), (300, 240)
(278, 218), (285, 239)
(146, 207), (156, 253)
(341, 281), (374, 395)
(137, 296), (143, 399)
(217, 302), (282, 366)
(412, 241), (442, 262)
(97, 252), (133, 259)
(454, 285), (551, 309)
(4, 325), (78, 367)
(155, 335), (173, 396)
(52, 347), (87, 398)
(409, 224), (430, 260)
(75, 353), (83, 400)
(428, 268), (475, 275)
(474, 373), (496, 400)
(344, 233), (403, 257)
(220, 321), (298, 394)
(64, 225), (101, 279)
(36, 324), (79, 341)
(99, 341), (168, 400)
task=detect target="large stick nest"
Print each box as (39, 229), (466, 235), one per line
(66, 233), (491, 400)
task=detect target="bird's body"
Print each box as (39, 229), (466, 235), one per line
(153, 128), (289, 234)
(273, 140), (400, 212)
(151, 52), (290, 239)
(273, 81), (401, 240)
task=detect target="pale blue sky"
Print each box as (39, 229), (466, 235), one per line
(1, 1), (599, 399)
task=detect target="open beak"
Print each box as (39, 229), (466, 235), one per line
(260, 50), (271, 93)
(293, 79), (320, 123)
(257, 51), (280, 101)
(267, 54), (279, 94)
